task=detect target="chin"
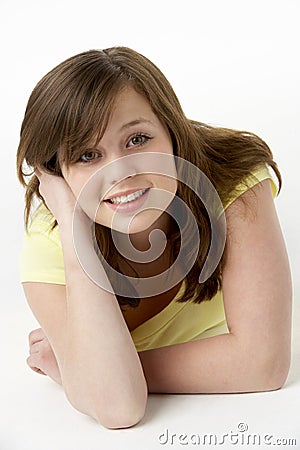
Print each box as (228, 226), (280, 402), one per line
(95, 209), (165, 236)
(129, 210), (167, 234)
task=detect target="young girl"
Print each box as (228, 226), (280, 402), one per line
(17, 47), (292, 429)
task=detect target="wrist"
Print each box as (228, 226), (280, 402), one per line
(58, 209), (93, 234)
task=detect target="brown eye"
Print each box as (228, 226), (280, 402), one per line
(80, 151), (101, 163)
(127, 134), (151, 148)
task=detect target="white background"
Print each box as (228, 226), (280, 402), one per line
(1, 0), (299, 449)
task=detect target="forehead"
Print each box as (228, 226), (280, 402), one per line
(59, 85), (163, 165)
(105, 87), (156, 129)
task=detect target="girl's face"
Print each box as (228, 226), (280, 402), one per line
(61, 86), (177, 235)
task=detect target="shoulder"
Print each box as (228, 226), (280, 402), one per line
(223, 163), (279, 211)
(19, 203), (65, 284)
(26, 203), (61, 246)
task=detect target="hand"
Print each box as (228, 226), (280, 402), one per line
(35, 167), (78, 224)
(27, 328), (62, 385)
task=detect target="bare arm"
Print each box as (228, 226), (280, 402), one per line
(23, 218), (147, 428)
(23, 169), (147, 429)
(138, 179), (292, 393)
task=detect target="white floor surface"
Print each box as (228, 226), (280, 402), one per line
(1, 280), (299, 450)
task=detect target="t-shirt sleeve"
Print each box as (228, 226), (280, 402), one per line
(223, 163), (279, 210)
(19, 205), (66, 285)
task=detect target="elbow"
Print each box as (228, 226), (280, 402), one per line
(249, 350), (291, 393)
(95, 382), (148, 429)
(95, 380), (148, 429)
(261, 358), (291, 392)
(64, 386), (147, 429)
(96, 402), (147, 430)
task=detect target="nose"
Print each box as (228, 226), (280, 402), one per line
(111, 173), (136, 186)
(106, 155), (138, 188)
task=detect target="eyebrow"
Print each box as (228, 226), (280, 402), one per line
(119, 118), (154, 132)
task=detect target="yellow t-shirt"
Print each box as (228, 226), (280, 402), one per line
(19, 164), (279, 352)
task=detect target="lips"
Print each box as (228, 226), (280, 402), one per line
(104, 187), (150, 201)
(104, 187), (150, 213)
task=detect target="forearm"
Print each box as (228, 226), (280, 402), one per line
(139, 332), (289, 394)
(59, 216), (147, 427)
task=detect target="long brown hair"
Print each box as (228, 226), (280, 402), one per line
(16, 47), (282, 308)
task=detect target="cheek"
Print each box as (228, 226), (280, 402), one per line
(62, 169), (91, 198)
(63, 176), (82, 199)
(151, 172), (177, 195)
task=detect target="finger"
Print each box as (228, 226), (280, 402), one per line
(28, 328), (46, 346)
(29, 341), (43, 355)
(26, 355), (47, 376)
(28, 328), (44, 346)
(29, 336), (50, 355)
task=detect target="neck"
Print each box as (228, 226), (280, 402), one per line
(129, 211), (171, 252)
(117, 212), (174, 277)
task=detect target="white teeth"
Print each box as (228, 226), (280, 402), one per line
(110, 189), (147, 204)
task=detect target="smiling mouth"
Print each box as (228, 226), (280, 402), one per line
(104, 188), (150, 205)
